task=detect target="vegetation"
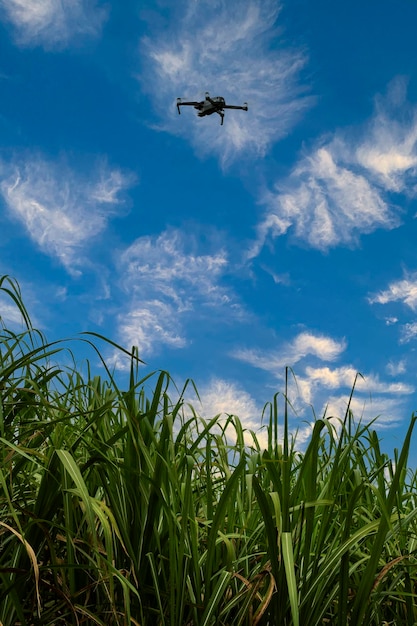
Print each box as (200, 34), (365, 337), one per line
(1, 274), (417, 625)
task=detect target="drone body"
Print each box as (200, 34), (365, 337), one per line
(176, 92), (248, 125)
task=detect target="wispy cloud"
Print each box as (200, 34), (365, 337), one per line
(400, 322), (417, 343)
(321, 395), (405, 429)
(233, 331), (346, 374)
(369, 270), (417, 344)
(289, 364), (413, 429)
(355, 78), (417, 192)
(386, 360), (406, 376)
(250, 145), (395, 255)
(369, 273), (417, 310)
(195, 378), (260, 419)
(232, 331), (412, 429)
(0, 0), (107, 49)
(113, 228), (241, 361)
(115, 301), (187, 359)
(0, 154), (134, 274)
(250, 78), (417, 256)
(304, 365), (414, 395)
(230, 342), (335, 422)
(184, 377), (273, 449)
(0, 298), (27, 327)
(294, 362), (414, 420)
(119, 229), (230, 308)
(141, 0), (311, 166)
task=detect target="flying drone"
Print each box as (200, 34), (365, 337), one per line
(176, 92), (248, 125)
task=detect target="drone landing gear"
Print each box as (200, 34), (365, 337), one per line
(216, 111), (224, 125)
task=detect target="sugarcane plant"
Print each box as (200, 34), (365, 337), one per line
(0, 275), (416, 625)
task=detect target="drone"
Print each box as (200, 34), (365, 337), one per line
(176, 92), (248, 125)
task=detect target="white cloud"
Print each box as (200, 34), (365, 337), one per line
(0, 277), (40, 330)
(286, 366), (413, 432)
(289, 365), (413, 416)
(400, 322), (417, 343)
(250, 78), (417, 256)
(250, 143), (398, 256)
(368, 271), (417, 344)
(259, 265), (291, 286)
(304, 366), (414, 395)
(141, 0), (312, 166)
(113, 229), (240, 360)
(0, 155), (134, 274)
(233, 333), (413, 431)
(0, 0), (107, 49)
(301, 366), (360, 396)
(193, 378), (266, 446)
(116, 301), (186, 359)
(0, 298), (27, 327)
(386, 360), (406, 376)
(290, 332), (346, 361)
(233, 331), (346, 374)
(120, 229), (230, 308)
(369, 274), (417, 311)
(355, 78), (417, 192)
(186, 377), (324, 450)
(321, 395), (404, 429)
(196, 378), (260, 421)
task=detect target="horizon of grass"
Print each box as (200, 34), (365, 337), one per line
(1, 274), (417, 625)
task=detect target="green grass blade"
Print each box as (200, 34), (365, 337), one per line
(282, 531), (299, 626)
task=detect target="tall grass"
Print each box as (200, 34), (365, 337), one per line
(1, 274), (417, 625)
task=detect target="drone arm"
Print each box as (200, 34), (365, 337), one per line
(177, 100), (202, 114)
(177, 100), (201, 107)
(223, 103), (248, 111)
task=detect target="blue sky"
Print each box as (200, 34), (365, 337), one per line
(1, 0), (417, 456)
